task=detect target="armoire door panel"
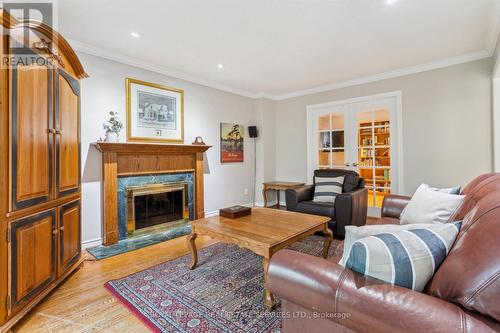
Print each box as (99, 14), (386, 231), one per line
(12, 62), (53, 210)
(59, 200), (81, 274)
(10, 210), (56, 309)
(56, 70), (81, 197)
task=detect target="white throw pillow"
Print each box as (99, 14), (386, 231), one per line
(422, 183), (461, 195)
(399, 184), (465, 225)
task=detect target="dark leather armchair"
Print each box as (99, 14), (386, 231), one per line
(285, 169), (368, 237)
(268, 173), (500, 333)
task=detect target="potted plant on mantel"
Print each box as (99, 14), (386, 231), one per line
(103, 111), (123, 142)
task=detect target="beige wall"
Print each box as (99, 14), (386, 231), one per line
(274, 58), (494, 195)
(253, 98), (277, 205)
(79, 53), (256, 246)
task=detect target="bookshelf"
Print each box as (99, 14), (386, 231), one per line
(357, 120), (391, 208)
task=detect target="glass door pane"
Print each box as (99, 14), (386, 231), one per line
(331, 112), (346, 168)
(317, 112), (346, 169)
(373, 109), (392, 208)
(318, 114), (330, 169)
(354, 108), (392, 210)
(355, 110), (376, 207)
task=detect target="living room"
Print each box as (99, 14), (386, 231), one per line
(0, 1), (499, 332)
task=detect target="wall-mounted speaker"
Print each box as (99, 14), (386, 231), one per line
(248, 126), (258, 138)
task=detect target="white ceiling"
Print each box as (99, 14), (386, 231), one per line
(58, 0), (500, 99)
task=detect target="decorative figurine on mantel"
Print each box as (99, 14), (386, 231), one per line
(103, 111), (123, 142)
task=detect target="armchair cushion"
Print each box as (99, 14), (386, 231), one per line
(296, 201), (335, 219)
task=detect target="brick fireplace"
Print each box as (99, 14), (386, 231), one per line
(94, 142), (211, 245)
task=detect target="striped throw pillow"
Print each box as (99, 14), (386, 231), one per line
(344, 221), (462, 291)
(313, 176), (344, 203)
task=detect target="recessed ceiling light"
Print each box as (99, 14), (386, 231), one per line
(130, 32), (140, 38)
(217, 64), (224, 69)
(386, 0), (399, 5)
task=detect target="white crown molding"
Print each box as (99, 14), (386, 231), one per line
(271, 49), (492, 101)
(487, 1), (500, 57)
(488, 2), (500, 76)
(68, 39), (263, 99)
(69, 32), (497, 102)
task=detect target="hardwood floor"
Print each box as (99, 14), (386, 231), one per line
(12, 235), (218, 333)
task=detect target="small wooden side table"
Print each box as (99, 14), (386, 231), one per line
(262, 181), (305, 209)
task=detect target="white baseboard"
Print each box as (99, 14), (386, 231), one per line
(205, 210), (219, 217)
(81, 237), (102, 249)
(254, 201), (286, 207)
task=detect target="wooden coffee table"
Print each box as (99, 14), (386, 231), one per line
(186, 207), (332, 310)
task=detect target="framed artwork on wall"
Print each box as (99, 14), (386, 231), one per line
(220, 123), (244, 163)
(126, 78), (184, 143)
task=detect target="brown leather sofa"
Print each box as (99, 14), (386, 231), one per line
(285, 169), (368, 238)
(268, 173), (500, 333)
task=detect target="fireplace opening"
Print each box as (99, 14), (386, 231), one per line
(126, 182), (189, 237)
(134, 190), (183, 229)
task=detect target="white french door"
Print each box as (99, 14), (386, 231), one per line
(307, 92), (402, 216)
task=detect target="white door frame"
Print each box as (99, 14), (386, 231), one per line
(306, 91), (404, 195)
(493, 78), (500, 172)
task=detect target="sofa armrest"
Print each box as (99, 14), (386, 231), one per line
(285, 185), (314, 211)
(381, 194), (411, 219)
(268, 250), (496, 333)
(334, 188), (368, 236)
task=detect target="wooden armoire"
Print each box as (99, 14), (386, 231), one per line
(0, 10), (88, 331)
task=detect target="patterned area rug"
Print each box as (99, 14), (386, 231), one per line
(105, 235), (340, 332)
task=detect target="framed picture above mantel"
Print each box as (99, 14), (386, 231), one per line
(126, 78), (184, 143)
